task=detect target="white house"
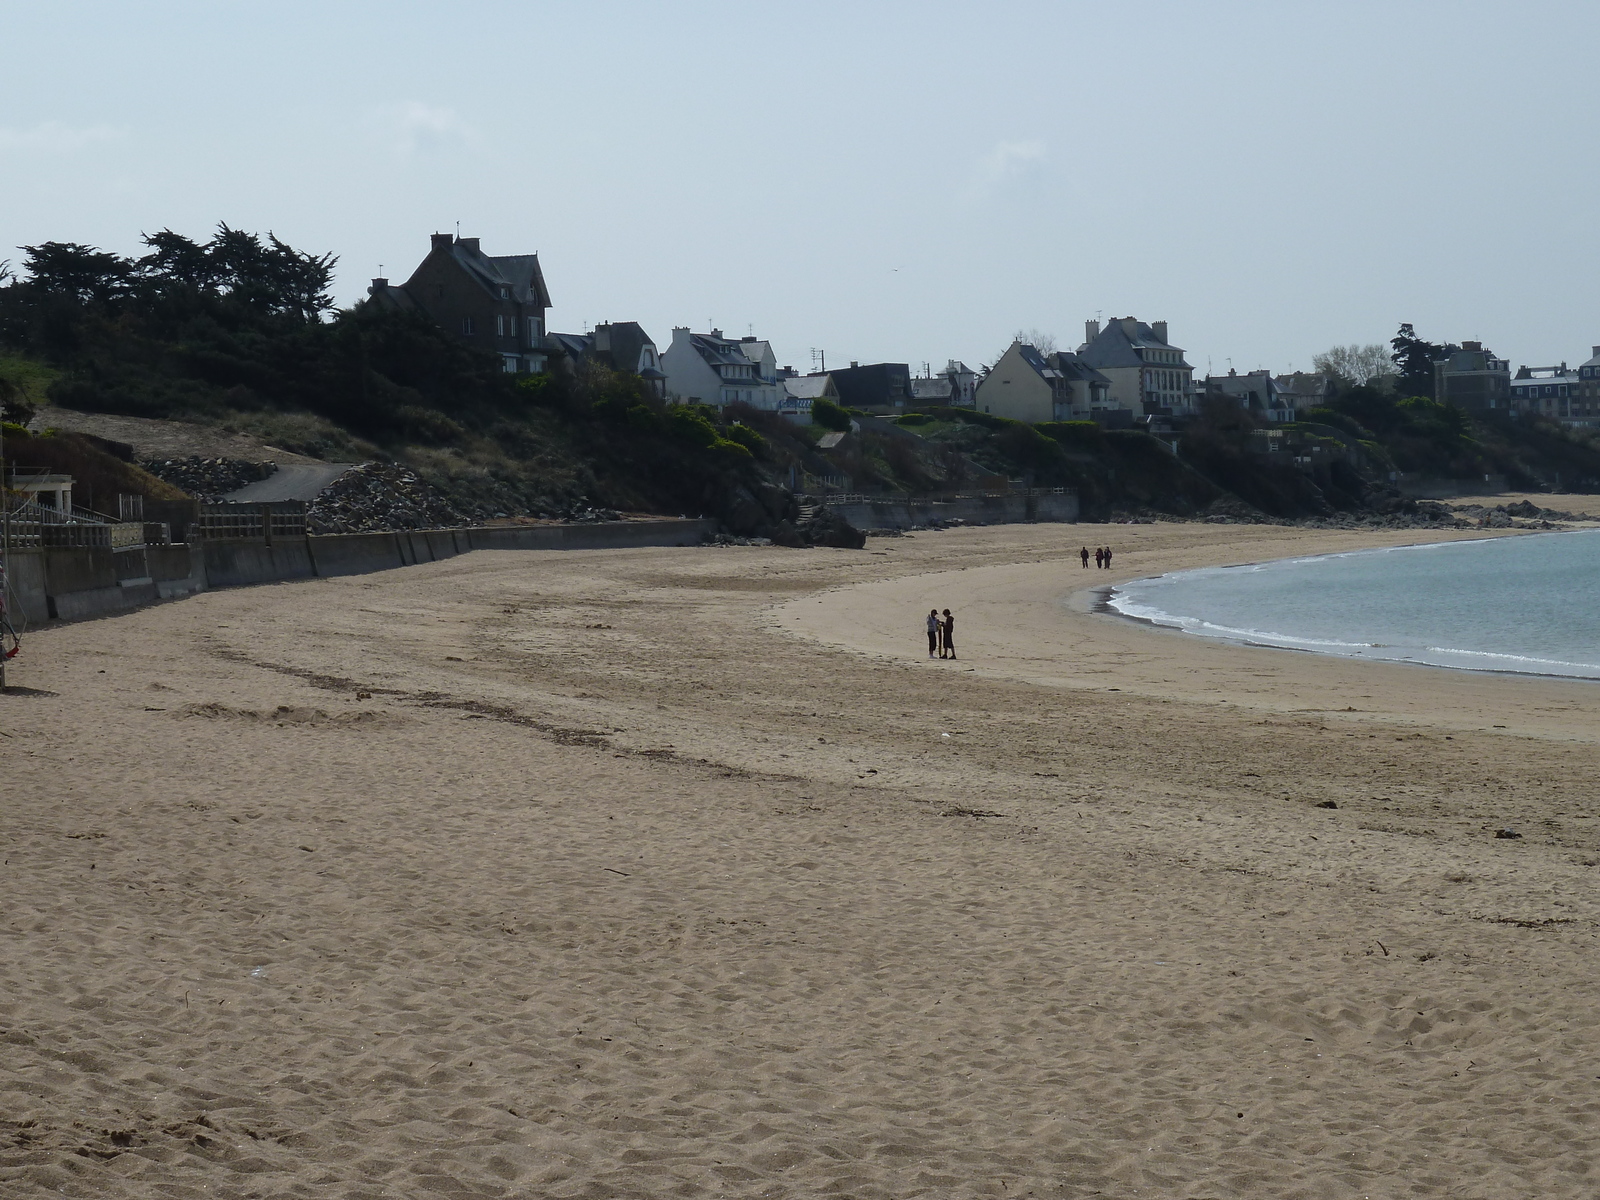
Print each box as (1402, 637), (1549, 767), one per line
(662, 328), (784, 410)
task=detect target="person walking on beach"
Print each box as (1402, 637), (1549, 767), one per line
(1094, 546), (1105, 569)
(940, 608), (956, 660)
(1080, 545), (1090, 568)
(926, 608), (940, 658)
(1103, 546), (1114, 570)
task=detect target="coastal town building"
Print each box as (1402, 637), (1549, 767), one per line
(661, 328), (784, 410)
(1077, 318), (1195, 417)
(1205, 369), (1294, 422)
(1433, 341), (1510, 410)
(368, 233), (552, 373)
(975, 341), (1114, 424)
(829, 362), (914, 413)
(1511, 363), (1590, 424)
(910, 360), (979, 408)
(1274, 371), (1336, 417)
(782, 373), (839, 423)
(547, 322), (666, 397)
(1577, 346), (1600, 426)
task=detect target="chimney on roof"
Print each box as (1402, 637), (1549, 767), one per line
(370, 277), (388, 291)
(1153, 321), (1168, 345)
(458, 237), (480, 254)
(1462, 340), (1482, 352)
(850, 361), (859, 369)
(740, 335), (756, 342)
(1085, 318), (1100, 343)
(431, 233), (453, 251)
(710, 328), (722, 338)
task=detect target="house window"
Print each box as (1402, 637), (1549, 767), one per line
(462, 317), (475, 336)
(527, 317), (539, 342)
(496, 315), (506, 337)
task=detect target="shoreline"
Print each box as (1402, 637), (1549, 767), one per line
(779, 520), (1600, 743)
(1097, 526), (1600, 686)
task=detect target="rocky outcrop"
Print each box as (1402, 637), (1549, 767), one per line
(770, 505), (867, 550)
(306, 463), (475, 534)
(142, 457), (274, 501)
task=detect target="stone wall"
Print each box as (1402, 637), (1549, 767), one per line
(3, 519), (720, 628)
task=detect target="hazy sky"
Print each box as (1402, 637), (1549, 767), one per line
(4, 1), (1597, 378)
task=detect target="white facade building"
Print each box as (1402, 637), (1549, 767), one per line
(662, 328), (784, 410)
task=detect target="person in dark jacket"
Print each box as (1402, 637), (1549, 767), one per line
(940, 609), (956, 660)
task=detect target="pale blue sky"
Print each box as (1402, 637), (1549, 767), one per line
(4, 1), (1597, 378)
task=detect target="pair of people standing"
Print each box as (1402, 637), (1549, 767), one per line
(925, 608), (956, 660)
(1080, 545), (1114, 570)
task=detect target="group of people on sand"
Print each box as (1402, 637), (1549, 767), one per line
(926, 608), (957, 660)
(1081, 545), (1114, 570)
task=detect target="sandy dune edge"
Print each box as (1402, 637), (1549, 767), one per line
(3, 524), (1598, 1199)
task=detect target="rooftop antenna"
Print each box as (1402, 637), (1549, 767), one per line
(811, 348), (825, 373)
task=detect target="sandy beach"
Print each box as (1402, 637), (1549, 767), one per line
(5, 520), (1600, 1198)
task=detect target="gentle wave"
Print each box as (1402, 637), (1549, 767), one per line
(1105, 530), (1600, 681)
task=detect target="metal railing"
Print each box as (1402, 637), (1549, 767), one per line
(195, 502), (307, 542)
(1, 498), (113, 549)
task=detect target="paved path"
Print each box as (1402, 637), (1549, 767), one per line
(223, 463), (358, 502)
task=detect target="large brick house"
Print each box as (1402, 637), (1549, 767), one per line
(368, 233), (552, 373)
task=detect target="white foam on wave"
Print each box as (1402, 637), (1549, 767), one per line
(1105, 530), (1600, 681)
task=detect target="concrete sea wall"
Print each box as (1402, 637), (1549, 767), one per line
(4, 519), (719, 628)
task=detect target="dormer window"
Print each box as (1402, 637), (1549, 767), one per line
(501, 287), (510, 299)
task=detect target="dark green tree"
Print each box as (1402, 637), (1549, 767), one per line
(1390, 323), (1452, 401)
(19, 241), (137, 304)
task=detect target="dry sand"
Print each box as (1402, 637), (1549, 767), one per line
(4, 521), (1600, 1198)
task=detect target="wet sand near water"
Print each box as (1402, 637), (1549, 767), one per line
(4, 522), (1600, 1198)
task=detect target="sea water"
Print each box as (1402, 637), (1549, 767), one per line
(1107, 529), (1600, 680)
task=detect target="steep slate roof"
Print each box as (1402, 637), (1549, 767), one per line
(548, 332), (593, 360)
(689, 332), (751, 368)
(1078, 319), (1189, 369)
(1016, 343), (1059, 378)
(784, 375), (835, 399)
(737, 340), (774, 366)
(595, 322), (664, 378)
(1047, 351), (1111, 384)
(1013, 342), (1109, 385)
(366, 280), (418, 310)
(430, 240), (552, 307)
(1274, 372), (1335, 402)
